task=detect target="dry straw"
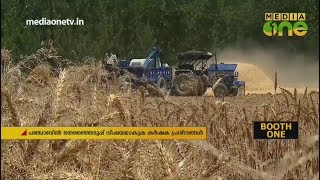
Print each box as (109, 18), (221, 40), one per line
(1, 46), (319, 179)
(274, 71), (278, 94)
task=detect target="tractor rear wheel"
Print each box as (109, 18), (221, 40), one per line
(213, 83), (229, 97)
(173, 74), (199, 96)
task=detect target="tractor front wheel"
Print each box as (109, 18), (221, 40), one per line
(229, 87), (239, 96)
(213, 83), (229, 97)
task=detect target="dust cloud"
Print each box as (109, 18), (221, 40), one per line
(217, 46), (319, 93)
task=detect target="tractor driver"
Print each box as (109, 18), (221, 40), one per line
(106, 53), (118, 66)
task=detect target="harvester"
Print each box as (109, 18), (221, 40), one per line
(106, 47), (173, 94)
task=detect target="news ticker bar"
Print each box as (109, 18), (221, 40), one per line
(1, 127), (206, 140)
(1, 122), (298, 140)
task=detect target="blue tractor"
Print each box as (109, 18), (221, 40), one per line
(105, 48), (244, 97)
(172, 51), (245, 97)
(115, 47), (173, 93)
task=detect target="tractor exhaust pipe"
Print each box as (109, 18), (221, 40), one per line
(214, 53), (218, 78)
(215, 53), (218, 69)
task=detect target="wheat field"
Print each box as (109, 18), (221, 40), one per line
(1, 47), (319, 180)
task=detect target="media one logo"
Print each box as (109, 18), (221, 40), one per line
(263, 13), (308, 36)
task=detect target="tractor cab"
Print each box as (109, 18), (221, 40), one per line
(175, 51), (213, 76)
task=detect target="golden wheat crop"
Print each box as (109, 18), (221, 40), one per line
(1, 48), (319, 180)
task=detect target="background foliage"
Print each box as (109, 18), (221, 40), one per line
(1, 0), (319, 64)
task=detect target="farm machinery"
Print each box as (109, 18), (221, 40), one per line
(172, 51), (246, 97)
(105, 47), (173, 94)
(105, 47), (245, 97)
